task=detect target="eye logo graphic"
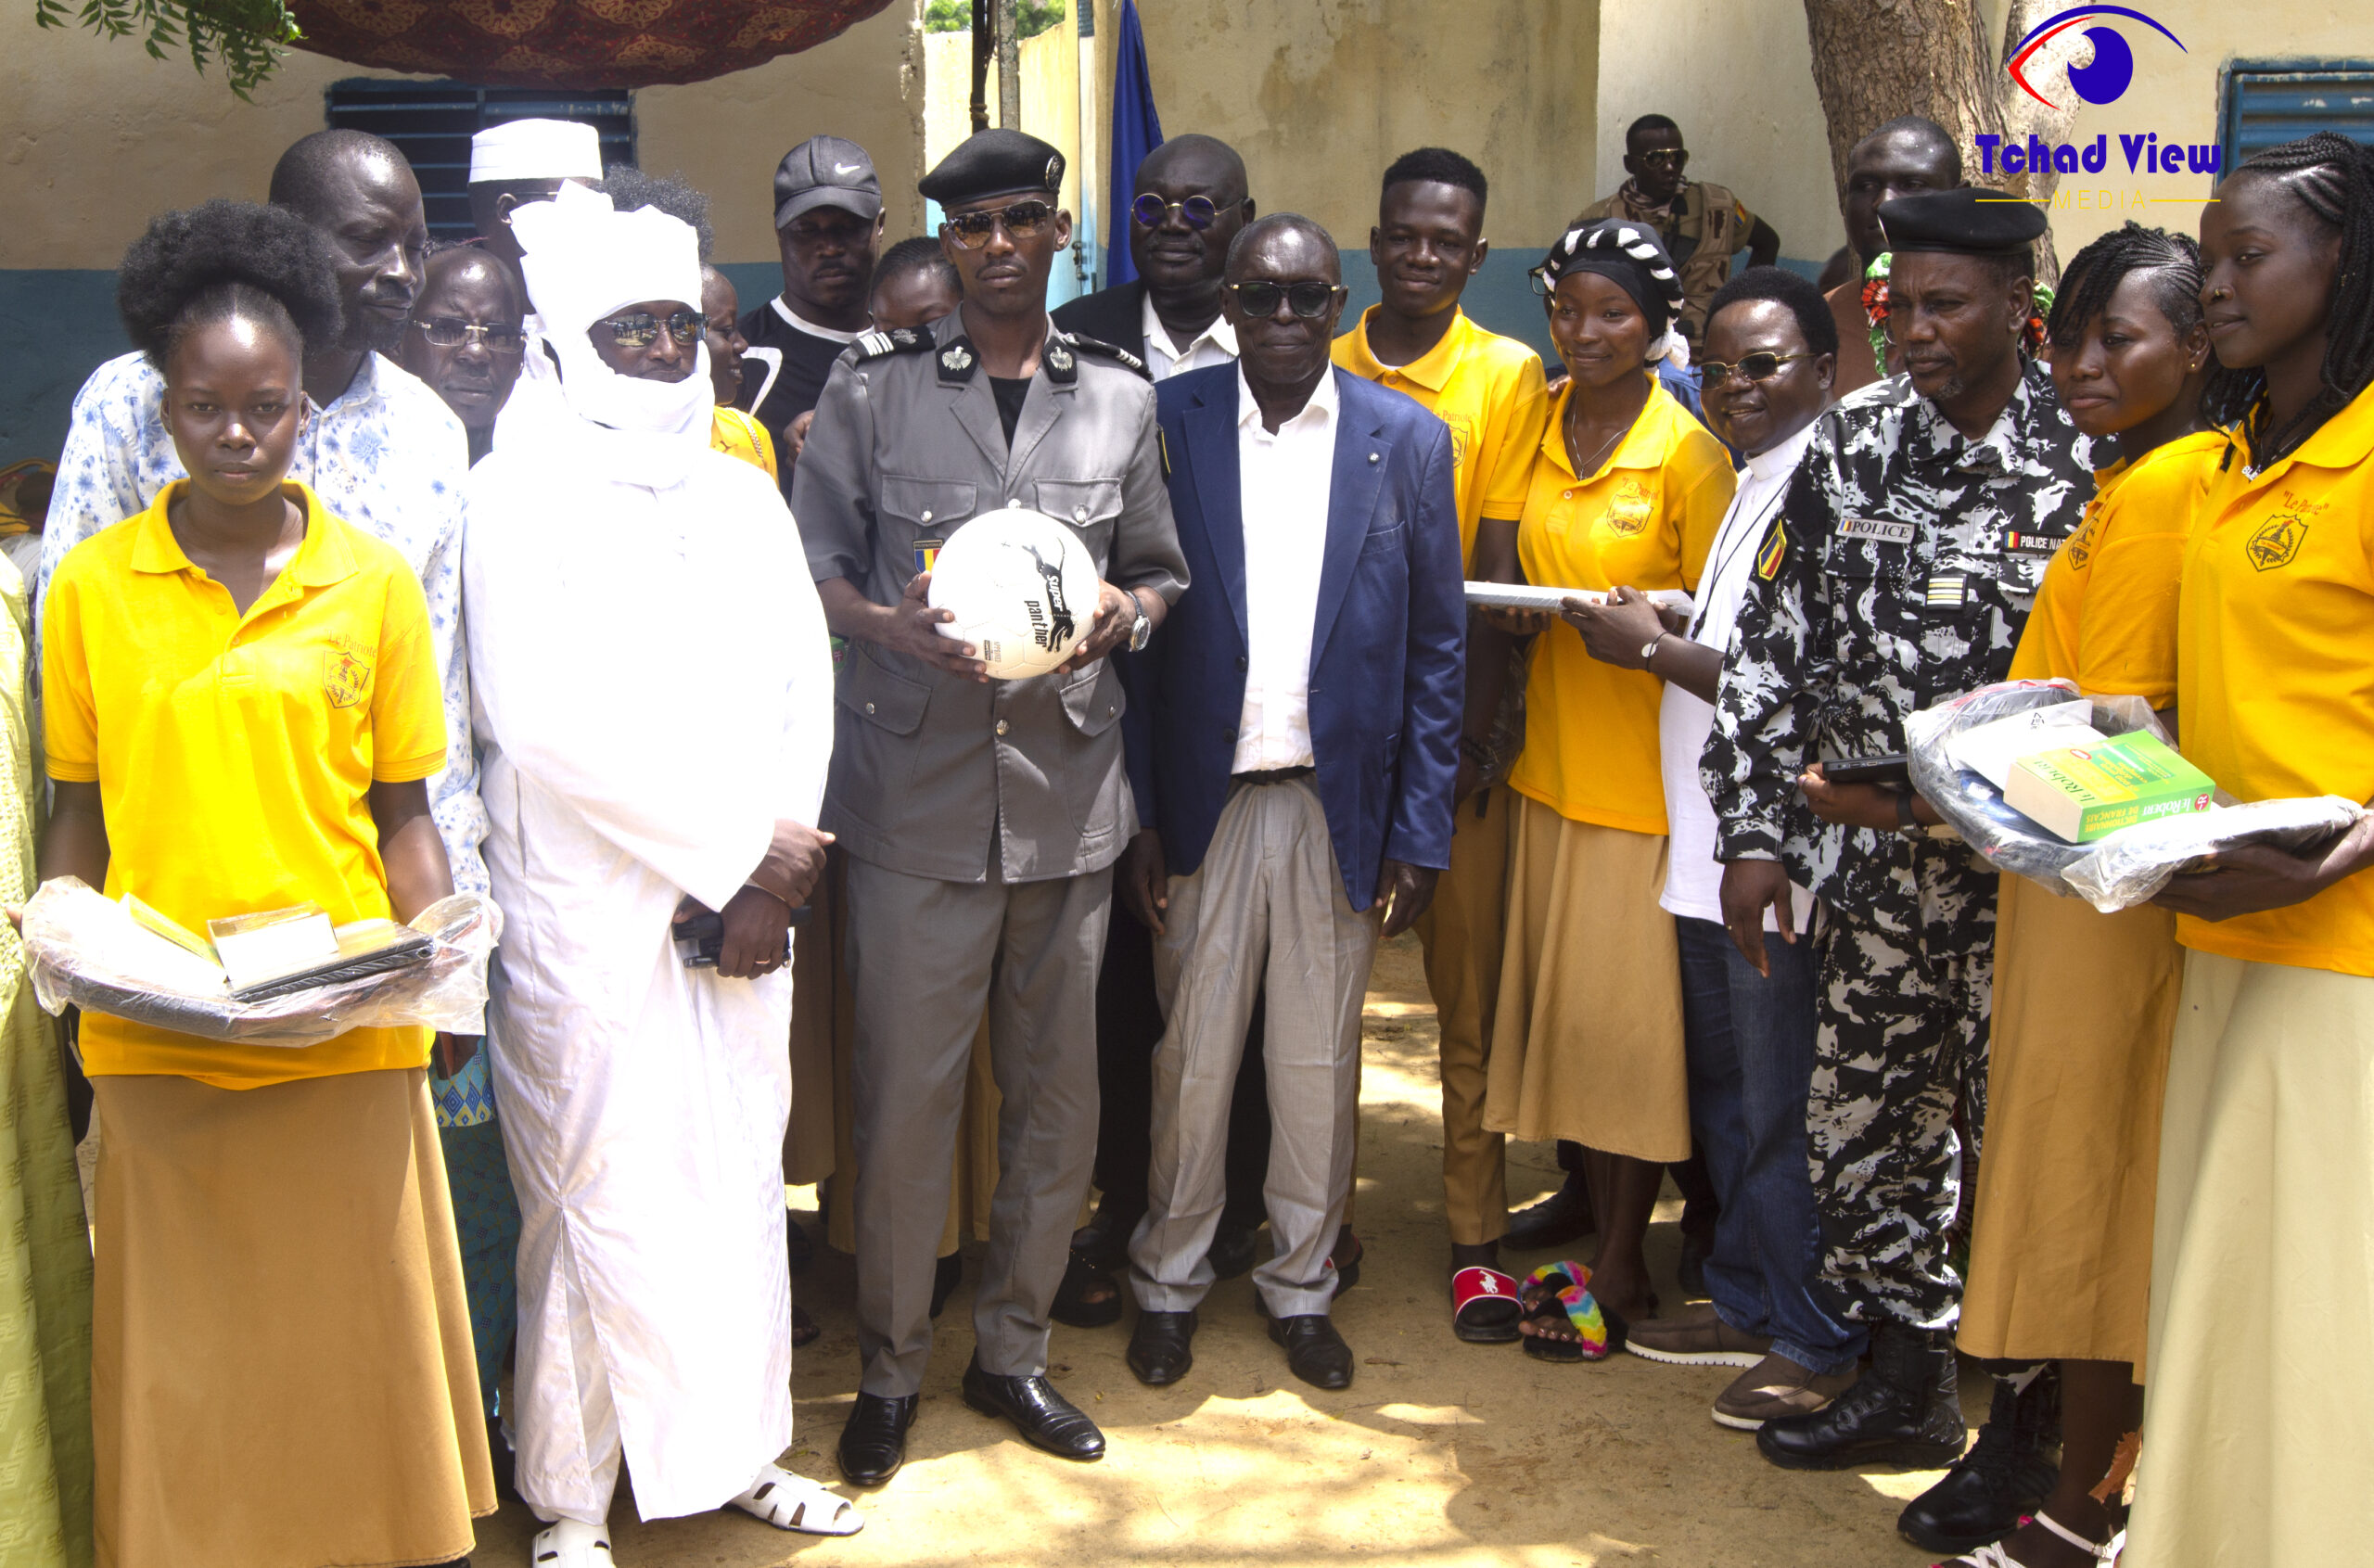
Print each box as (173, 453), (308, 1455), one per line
(2006, 6), (2185, 109)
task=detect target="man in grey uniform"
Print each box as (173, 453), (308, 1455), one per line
(792, 128), (1189, 1486)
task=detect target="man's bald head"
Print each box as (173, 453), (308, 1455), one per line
(1226, 212), (1340, 284)
(269, 129), (428, 355)
(1842, 115), (1966, 265)
(1138, 134), (1248, 204)
(269, 130), (415, 224)
(1852, 116), (1963, 185)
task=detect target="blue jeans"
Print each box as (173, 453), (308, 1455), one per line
(1675, 916), (1864, 1375)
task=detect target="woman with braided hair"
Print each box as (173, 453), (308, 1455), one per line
(2124, 132), (2374, 1567)
(1473, 220), (1735, 1356)
(1929, 222), (2217, 1568)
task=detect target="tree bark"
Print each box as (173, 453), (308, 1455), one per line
(1801, 0), (2088, 281)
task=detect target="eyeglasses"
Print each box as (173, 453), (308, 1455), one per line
(943, 200), (1057, 249)
(1634, 149), (1687, 168)
(1225, 280), (1347, 320)
(1699, 351), (1815, 386)
(1132, 193), (1222, 230)
(410, 317), (526, 354)
(597, 310), (704, 349)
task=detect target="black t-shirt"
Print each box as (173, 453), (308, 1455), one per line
(989, 376), (1031, 447)
(736, 297), (855, 491)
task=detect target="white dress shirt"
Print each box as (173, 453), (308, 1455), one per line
(1658, 420), (1816, 928)
(1142, 290), (1240, 381)
(1232, 364), (1337, 773)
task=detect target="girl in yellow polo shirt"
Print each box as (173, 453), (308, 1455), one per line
(2118, 134), (2374, 1568)
(1943, 223), (2218, 1568)
(1474, 222), (1734, 1352)
(40, 203), (491, 1567)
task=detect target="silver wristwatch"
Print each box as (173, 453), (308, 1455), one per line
(1127, 593), (1154, 653)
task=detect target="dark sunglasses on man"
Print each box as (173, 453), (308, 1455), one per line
(1699, 351), (1815, 386)
(1131, 193), (1221, 230)
(597, 310), (705, 350)
(942, 199), (1057, 249)
(1224, 280), (1347, 321)
(410, 316), (527, 355)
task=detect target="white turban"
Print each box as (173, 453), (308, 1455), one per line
(469, 118), (605, 185)
(506, 183), (712, 479)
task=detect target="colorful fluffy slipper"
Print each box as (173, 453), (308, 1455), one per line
(1517, 1259), (1620, 1362)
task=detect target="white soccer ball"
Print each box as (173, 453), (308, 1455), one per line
(927, 506), (1102, 680)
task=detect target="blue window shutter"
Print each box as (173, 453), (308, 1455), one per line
(2220, 61), (2374, 174)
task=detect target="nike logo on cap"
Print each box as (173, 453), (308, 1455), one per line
(835, 162), (862, 175)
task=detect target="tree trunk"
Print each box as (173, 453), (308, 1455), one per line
(971, 0), (991, 133)
(995, 0), (1022, 131)
(1801, 0), (2087, 281)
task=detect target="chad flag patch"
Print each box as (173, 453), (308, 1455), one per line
(1755, 516), (1788, 580)
(913, 537), (944, 574)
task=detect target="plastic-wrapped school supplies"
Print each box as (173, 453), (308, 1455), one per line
(1906, 680), (2365, 911)
(21, 878), (501, 1048)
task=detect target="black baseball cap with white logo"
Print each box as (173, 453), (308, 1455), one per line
(773, 135), (884, 228)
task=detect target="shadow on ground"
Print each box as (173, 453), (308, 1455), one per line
(469, 934), (1975, 1567)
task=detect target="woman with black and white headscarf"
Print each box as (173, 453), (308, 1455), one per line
(1472, 220), (1736, 1361)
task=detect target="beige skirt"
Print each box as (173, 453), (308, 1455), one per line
(1483, 795), (1689, 1162)
(1958, 876), (2181, 1366)
(93, 1067), (494, 1568)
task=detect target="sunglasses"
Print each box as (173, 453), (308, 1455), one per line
(1226, 280), (1347, 321)
(1132, 193), (1223, 230)
(1699, 351), (1815, 386)
(411, 316), (526, 354)
(598, 310), (704, 350)
(943, 199), (1057, 249)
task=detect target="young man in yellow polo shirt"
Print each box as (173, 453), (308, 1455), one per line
(1334, 146), (1550, 1337)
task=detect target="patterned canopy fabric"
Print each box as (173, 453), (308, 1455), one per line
(289, 0), (895, 89)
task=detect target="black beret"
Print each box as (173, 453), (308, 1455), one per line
(918, 129), (1067, 207)
(1877, 187), (2049, 256)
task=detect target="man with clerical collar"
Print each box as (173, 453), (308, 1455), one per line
(793, 127), (1189, 1487)
(1824, 116), (1966, 396)
(1053, 134), (1253, 376)
(1577, 114), (1782, 351)
(738, 134), (887, 489)
(1707, 188), (2087, 1534)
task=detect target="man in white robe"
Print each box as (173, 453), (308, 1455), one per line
(463, 184), (853, 1566)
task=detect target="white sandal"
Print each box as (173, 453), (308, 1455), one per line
(732, 1461), (864, 1536)
(1941, 1511), (2125, 1566)
(530, 1517), (615, 1567)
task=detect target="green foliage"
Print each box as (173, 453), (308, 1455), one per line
(924, 0), (1067, 40)
(32, 0), (299, 98)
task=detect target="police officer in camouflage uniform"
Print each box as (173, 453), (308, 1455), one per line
(793, 128), (1189, 1485)
(1704, 189), (2088, 1549)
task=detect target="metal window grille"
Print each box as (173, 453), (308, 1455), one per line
(2219, 61), (2374, 174)
(324, 80), (635, 241)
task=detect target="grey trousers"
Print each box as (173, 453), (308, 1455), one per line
(844, 855), (1111, 1396)
(1130, 777), (1379, 1319)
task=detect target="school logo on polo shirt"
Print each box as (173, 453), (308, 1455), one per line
(1604, 478), (1653, 537)
(2247, 513), (2307, 571)
(325, 636), (373, 709)
(1443, 416), (1473, 475)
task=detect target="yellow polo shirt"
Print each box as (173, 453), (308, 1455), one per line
(2175, 387), (2374, 976)
(2010, 428), (2225, 705)
(1508, 381), (1734, 834)
(1334, 306), (1551, 568)
(44, 481), (449, 1088)
(711, 406), (779, 480)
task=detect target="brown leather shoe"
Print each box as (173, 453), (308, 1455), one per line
(1626, 1302), (1772, 1367)
(1712, 1352), (1857, 1431)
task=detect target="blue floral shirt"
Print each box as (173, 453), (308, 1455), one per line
(44, 350), (494, 1061)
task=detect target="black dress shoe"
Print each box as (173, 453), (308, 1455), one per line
(1503, 1169), (1596, 1251)
(1126, 1308), (1198, 1386)
(1757, 1323), (1965, 1472)
(1897, 1367), (2060, 1554)
(961, 1356), (1105, 1460)
(1268, 1313), (1355, 1390)
(1205, 1220), (1261, 1281)
(836, 1391), (919, 1485)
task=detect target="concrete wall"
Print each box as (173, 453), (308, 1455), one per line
(0, 1), (923, 460)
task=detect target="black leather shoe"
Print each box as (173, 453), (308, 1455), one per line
(961, 1356), (1106, 1460)
(836, 1392), (918, 1485)
(1126, 1308), (1198, 1386)
(1503, 1169), (1596, 1251)
(1897, 1366), (2061, 1554)
(1757, 1324), (1965, 1471)
(1268, 1314), (1355, 1390)
(1206, 1220), (1261, 1281)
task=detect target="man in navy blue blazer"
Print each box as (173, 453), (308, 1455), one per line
(1115, 214), (1464, 1392)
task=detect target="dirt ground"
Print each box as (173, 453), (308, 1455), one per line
(465, 933), (1982, 1568)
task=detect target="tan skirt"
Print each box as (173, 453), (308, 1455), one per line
(93, 1067), (494, 1568)
(1483, 795), (1689, 1162)
(1957, 876), (2181, 1366)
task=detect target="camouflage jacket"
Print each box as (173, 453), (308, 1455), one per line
(1704, 363), (2093, 949)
